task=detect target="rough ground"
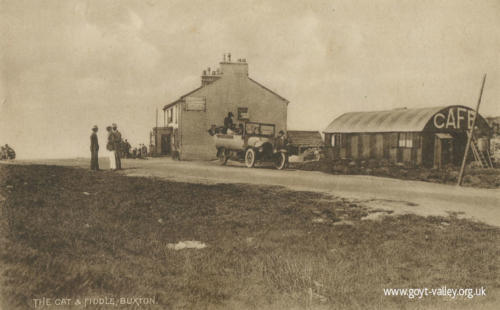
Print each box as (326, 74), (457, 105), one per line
(290, 159), (500, 189)
(14, 158), (499, 227)
(0, 164), (499, 309)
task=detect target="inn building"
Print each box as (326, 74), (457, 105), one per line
(323, 105), (491, 168)
(152, 55), (288, 160)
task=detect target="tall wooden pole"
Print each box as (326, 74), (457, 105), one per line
(457, 74), (487, 186)
(155, 108), (159, 155)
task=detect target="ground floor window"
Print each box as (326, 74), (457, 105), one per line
(331, 134), (342, 147)
(398, 132), (418, 148)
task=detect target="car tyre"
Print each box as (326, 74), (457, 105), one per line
(274, 152), (288, 170)
(245, 148), (256, 168)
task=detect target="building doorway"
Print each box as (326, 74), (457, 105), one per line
(433, 133), (453, 169)
(161, 134), (171, 155)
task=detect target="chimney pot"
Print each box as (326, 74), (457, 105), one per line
(228, 53), (231, 62)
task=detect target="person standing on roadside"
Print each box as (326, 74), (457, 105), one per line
(112, 123), (122, 170)
(106, 126), (116, 170)
(124, 139), (131, 158)
(90, 125), (100, 171)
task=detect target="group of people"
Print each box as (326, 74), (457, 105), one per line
(222, 111), (288, 147)
(90, 124), (152, 171)
(90, 123), (123, 171)
(114, 139), (149, 159)
(130, 144), (149, 159)
(0, 144), (15, 160)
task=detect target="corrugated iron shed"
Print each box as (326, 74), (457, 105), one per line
(324, 106), (449, 133)
(287, 130), (323, 147)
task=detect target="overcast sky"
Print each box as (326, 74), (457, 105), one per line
(1, 0), (499, 159)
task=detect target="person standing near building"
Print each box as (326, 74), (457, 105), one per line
(106, 126), (116, 170)
(90, 125), (100, 171)
(112, 123), (122, 170)
(223, 112), (234, 134)
(124, 139), (131, 158)
(276, 130), (288, 150)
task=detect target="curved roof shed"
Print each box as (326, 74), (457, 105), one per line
(323, 105), (489, 134)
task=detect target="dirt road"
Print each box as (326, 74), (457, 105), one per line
(8, 157), (500, 227)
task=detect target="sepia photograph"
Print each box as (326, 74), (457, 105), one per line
(0, 0), (499, 309)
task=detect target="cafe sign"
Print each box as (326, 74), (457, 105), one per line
(432, 107), (476, 130)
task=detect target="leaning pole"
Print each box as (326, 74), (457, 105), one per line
(457, 74), (487, 186)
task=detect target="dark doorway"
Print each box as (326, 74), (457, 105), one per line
(433, 133), (453, 169)
(422, 133), (435, 168)
(452, 132), (469, 166)
(161, 134), (171, 155)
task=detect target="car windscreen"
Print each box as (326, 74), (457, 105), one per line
(245, 123), (275, 137)
(260, 124), (275, 136)
(246, 123), (260, 135)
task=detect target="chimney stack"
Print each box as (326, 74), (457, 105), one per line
(219, 55), (248, 77)
(201, 64), (222, 86)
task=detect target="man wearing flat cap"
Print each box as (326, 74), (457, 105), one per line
(90, 125), (100, 171)
(112, 123), (122, 170)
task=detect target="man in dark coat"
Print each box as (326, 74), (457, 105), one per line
(275, 130), (289, 151)
(223, 112), (234, 134)
(90, 125), (100, 171)
(112, 123), (122, 169)
(124, 139), (131, 158)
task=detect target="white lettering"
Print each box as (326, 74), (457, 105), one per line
(446, 109), (456, 129)
(433, 113), (445, 129)
(456, 107), (466, 129)
(468, 110), (476, 130)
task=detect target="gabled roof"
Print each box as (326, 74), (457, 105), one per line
(163, 76), (289, 110)
(287, 130), (323, 147)
(163, 85), (205, 110)
(248, 78), (289, 104)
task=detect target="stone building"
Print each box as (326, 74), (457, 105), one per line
(153, 55), (288, 160)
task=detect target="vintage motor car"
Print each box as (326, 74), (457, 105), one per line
(209, 122), (288, 169)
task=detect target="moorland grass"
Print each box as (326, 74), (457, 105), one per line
(0, 164), (498, 309)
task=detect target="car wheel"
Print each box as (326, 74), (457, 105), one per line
(245, 148), (256, 168)
(274, 152), (288, 170)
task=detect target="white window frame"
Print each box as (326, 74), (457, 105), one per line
(398, 133), (414, 148)
(167, 108), (173, 124)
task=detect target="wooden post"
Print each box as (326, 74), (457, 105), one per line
(155, 108), (159, 155)
(457, 74), (487, 186)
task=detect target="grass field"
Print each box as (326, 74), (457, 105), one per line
(0, 164), (499, 309)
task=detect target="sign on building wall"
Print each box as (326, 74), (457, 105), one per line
(185, 97), (206, 111)
(431, 107), (475, 130)
(238, 107), (249, 120)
